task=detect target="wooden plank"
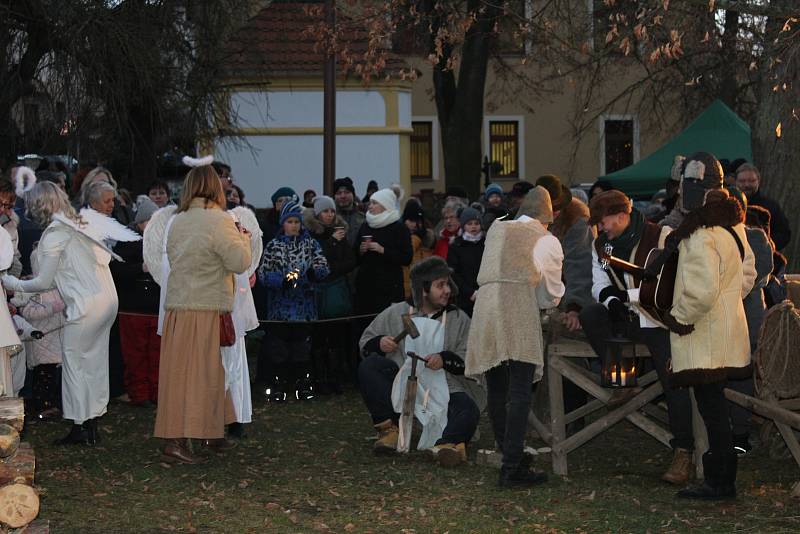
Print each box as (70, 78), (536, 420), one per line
(552, 357), (671, 449)
(0, 443), (35, 486)
(0, 398), (24, 433)
(690, 389), (708, 480)
(548, 340), (652, 359)
(527, 411), (553, 445)
(553, 377), (665, 455)
(548, 355), (568, 476)
(775, 422), (800, 467)
(779, 398), (800, 411)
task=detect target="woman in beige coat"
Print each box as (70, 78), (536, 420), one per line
(663, 189), (755, 500)
(153, 164), (251, 464)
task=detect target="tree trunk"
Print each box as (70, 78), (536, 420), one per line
(428, 0), (499, 200)
(0, 482), (39, 528)
(752, 2), (800, 269)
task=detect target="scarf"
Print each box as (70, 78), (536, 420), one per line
(439, 227), (461, 244)
(596, 208), (645, 283)
(462, 231), (484, 243)
(366, 209), (400, 229)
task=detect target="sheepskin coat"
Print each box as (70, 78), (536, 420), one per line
(669, 198), (756, 387)
(465, 217), (547, 380)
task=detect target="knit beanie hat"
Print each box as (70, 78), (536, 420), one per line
(484, 183), (503, 200)
(333, 177), (356, 195)
(370, 188), (399, 212)
(271, 186), (297, 206)
(459, 206), (482, 227)
(409, 256), (458, 308)
(134, 198), (159, 225)
(515, 186), (554, 224)
(279, 200), (304, 225)
(313, 195), (336, 215)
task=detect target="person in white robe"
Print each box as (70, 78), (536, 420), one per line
(1, 181), (139, 446)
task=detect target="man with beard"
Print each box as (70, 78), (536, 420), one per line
(333, 177), (365, 247)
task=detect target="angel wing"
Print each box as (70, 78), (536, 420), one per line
(231, 206), (264, 277)
(79, 208), (141, 243)
(142, 205), (178, 286)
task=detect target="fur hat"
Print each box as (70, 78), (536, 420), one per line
(333, 177), (356, 195)
(515, 186), (553, 224)
(279, 200), (304, 225)
(535, 175), (572, 212)
(313, 195), (336, 215)
(588, 190), (632, 225)
(409, 256), (458, 309)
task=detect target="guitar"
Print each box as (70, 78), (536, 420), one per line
(599, 243), (678, 323)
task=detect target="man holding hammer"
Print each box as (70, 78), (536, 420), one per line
(358, 256), (485, 466)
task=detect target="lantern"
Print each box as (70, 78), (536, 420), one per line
(601, 336), (638, 388)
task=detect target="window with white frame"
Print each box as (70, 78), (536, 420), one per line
(411, 121), (433, 181)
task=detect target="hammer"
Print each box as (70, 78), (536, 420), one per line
(393, 314), (420, 344)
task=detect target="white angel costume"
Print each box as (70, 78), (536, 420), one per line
(2, 210), (139, 423)
(144, 205), (262, 424)
(0, 225), (22, 396)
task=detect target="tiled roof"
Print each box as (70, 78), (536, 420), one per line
(223, 1), (408, 79)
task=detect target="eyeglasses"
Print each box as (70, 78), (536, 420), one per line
(0, 202), (14, 210)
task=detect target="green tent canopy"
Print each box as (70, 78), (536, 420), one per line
(601, 100), (752, 198)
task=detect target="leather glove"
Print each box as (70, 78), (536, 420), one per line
(599, 286), (628, 303)
(607, 298), (630, 323)
(662, 310), (695, 336)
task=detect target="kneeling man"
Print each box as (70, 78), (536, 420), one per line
(358, 256), (485, 466)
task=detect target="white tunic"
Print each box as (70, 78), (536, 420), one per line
(220, 271), (258, 423)
(2, 220), (118, 424)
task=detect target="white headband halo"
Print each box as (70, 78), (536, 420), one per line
(182, 155), (215, 168)
(14, 166), (37, 196)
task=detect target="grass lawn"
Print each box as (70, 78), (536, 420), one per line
(25, 389), (800, 533)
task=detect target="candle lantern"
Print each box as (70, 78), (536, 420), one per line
(601, 336), (639, 388)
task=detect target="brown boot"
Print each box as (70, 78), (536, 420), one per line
(433, 442), (467, 467)
(201, 438), (238, 453)
(162, 439), (207, 465)
(662, 448), (694, 485)
(373, 419), (398, 454)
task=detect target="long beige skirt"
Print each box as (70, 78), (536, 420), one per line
(154, 310), (235, 439)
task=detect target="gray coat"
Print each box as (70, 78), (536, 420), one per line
(560, 218), (595, 312)
(359, 301), (486, 409)
(744, 227), (773, 353)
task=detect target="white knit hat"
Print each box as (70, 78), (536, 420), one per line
(370, 188), (398, 212)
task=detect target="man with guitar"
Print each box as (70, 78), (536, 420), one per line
(579, 189), (696, 485)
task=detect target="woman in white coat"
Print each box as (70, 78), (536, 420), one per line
(2, 181), (137, 445)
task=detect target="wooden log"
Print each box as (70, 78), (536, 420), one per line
(527, 411), (553, 445)
(778, 398), (800, 411)
(724, 388), (800, 429)
(0, 398), (24, 433)
(0, 443), (35, 486)
(0, 483), (39, 528)
(0, 424), (19, 459)
(775, 422), (800, 467)
(548, 339), (652, 359)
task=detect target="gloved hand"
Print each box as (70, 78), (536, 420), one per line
(662, 310), (695, 336)
(607, 298), (630, 323)
(599, 286), (629, 303)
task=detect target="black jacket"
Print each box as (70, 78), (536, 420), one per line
(748, 190), (791, 251)
(447, 236), (485, 316)
(354, 220), (413, 313)
(111, 232), (160, 314)
(305, 213), (356, 282)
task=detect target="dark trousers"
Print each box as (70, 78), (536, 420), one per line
(727, 376), (754, 436)
(485, 360), (536, 471)
(258, 324), (312, 383)
(357, 355), (479, 444)
(695, 380), (733, 456)
(119, 313), (161, 403)
(579, 303), (694, 450)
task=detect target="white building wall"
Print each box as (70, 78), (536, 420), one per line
(218, 88), (407, 207)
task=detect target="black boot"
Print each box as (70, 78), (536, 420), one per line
(227, 422), (246, 439)
(677, 451), (737, 500)
(498, 464), (548, 488)
(54, 424), (88, 446)
(83, 418), (101, 446)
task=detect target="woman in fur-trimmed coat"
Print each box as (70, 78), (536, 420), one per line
(664, 191), (755, 501)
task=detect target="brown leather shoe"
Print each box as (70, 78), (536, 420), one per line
(662, 447), (694, 485)
(201, 438), (238, 453)
(162, 439), (207, 465)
